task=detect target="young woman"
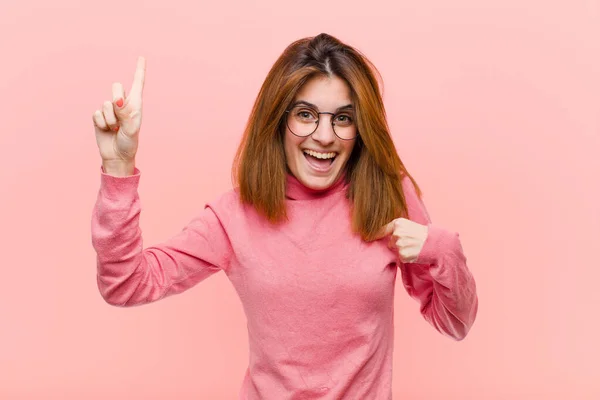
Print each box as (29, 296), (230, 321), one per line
(91, 33), (478, 399)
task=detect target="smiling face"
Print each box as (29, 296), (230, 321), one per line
(283, 74), (358, 191)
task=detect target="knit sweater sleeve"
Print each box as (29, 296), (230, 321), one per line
(399, 175), (478, 340)
(91, 167), (232, 307)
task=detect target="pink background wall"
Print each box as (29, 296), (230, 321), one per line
(1, 0), (598, 398)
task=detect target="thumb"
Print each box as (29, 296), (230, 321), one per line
(112, 82), (127, 120)
(370, 220), (395, 242)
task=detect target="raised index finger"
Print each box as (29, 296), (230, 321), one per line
(129, 56), (146, 99)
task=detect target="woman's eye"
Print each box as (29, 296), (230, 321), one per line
(336, 114), (353, 123)
(297, 110), (316, 120)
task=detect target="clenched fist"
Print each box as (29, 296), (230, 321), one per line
(92, 56), (146, 176)
(373, 217), (429, 263)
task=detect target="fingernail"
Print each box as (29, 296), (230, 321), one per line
(115, 98), (124, 108)
(112, 126), (119, 131)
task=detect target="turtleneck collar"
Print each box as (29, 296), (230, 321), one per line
(285, 172), (349, 200)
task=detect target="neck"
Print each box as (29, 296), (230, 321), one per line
(285, 173), (348, 200)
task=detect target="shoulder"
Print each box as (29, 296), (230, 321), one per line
(399, 173), (431, 224)
(209, 187), (241, 207)
(204, 187), (251, 226)
(400, 173), (419, 198)
(205, 186), (241, 212)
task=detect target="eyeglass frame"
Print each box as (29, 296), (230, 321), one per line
(283, 106), (359, 141)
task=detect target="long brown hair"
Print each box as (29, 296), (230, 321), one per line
(232, 33), (423, 241)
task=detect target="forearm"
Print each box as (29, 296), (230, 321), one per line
(91, 168), (159, 306)
(91, 167), (227, 307)
(408, 224), (478, 340)
(398, 175), (478, 339)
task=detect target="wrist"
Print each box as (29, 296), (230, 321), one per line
(102, 159), (136, 177)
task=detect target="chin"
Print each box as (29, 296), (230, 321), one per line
(296, 164), (344, 191)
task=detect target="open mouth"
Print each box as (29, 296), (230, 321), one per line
(303, 149), (337, 171)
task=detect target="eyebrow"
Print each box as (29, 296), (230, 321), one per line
(291, 100), (354, 112)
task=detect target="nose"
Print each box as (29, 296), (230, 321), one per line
(311, 115), (336, 146)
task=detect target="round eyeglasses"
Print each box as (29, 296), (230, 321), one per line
(284, 105), (358, 140)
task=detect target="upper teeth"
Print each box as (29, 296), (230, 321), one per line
(304, 149), (336, 159)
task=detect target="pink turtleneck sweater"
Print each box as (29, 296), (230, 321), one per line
(91, 167), (478, 399)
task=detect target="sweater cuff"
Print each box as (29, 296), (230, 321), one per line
(99, 165), (141, 200)
(415, 224), (460, 266)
